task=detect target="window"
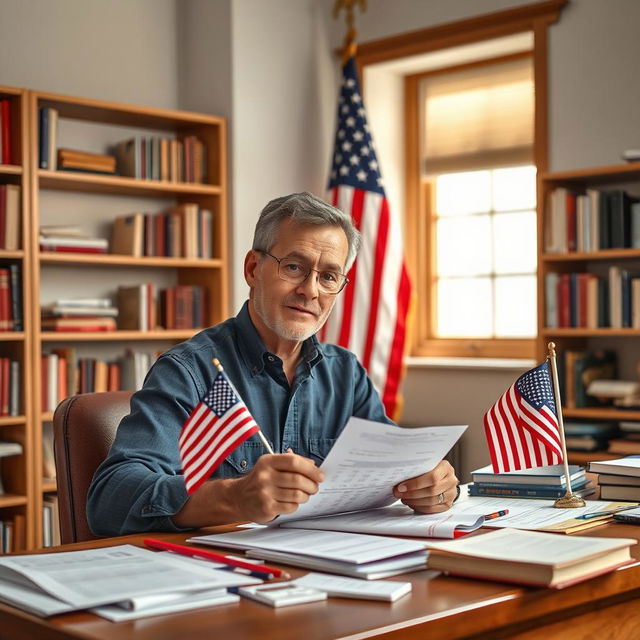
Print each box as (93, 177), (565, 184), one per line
(408, 53), (537, 358)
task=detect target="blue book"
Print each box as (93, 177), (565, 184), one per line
(39, 107), (49, 170)
(468, 483), (595, 500)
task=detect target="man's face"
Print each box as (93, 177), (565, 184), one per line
(246, 218), (349, 346)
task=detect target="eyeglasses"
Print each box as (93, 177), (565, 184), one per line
(257, 250), (349, 295)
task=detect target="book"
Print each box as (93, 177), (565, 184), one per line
(599, 484), (640, 501)
(588, 456), (640, 477)
(426, 528), (634, 589)
(111, 214), (143, 256)
(468, 483), (595, 500)
(598, 473), (640, 487)
(607, 438), (640, 455)
(293, 572), (411, 602)
(41, 317), (117, 331)
(470, 464), (585, 486)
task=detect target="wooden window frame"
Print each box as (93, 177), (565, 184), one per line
(353, 0), (567, 359)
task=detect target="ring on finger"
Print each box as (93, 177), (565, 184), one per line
(437, 492), (445, 505)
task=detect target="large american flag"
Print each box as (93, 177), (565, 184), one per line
(483, 361), (563, 473)
(179, 370), (260, 494)
(322, 56), (411, 419)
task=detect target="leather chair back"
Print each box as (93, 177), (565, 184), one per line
(53, 391), (133, 544)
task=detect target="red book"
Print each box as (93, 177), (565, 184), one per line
(155, 213), (166, 257)
(1, 357), (10, 416)
(39, 245), (107, 254)
(578, 273), (589, 328)
(0, 268), (11, 330)
(566, 192), (577, 252)
(107, 363), (121, 391)
(41, 354), (49, 413)
(0, 185), (6, 249)
(1, 100), (10, 164)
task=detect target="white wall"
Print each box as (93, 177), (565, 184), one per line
(0, 0), (178, 108)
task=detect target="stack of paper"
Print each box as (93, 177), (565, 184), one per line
(189, 527), (427, 579)
(0, 545), (259, 618)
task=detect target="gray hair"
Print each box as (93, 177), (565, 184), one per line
(252, 192), (361, 271)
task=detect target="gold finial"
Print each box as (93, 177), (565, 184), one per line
(333, 0), (367, 64)
(547, 341), (557, 359)
(212, 358), (223, 372)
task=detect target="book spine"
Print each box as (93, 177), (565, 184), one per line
(468, 485), (569, 498)
(1, 101), (10, 165)
(39, 107), (49, 170)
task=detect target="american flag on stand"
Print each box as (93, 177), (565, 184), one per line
(179, 370), (260, 494)
(322, 55), (411, 419)
(483, 361), (563, 473)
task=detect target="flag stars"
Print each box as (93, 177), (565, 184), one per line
(353, 131), (364, 142)
(339, 165), (350, 176)
(345, 78), (356, 88)
(357, 107), (366, 117)
(360, 146), (370, 156)
(369, 159), (378, 171)
(356, 169), (367, 182)
(349, 154), (359, 166)
(337, 129), (345, 139)
(351, 93), (362, 104)
(342, 141), (352, 152)
(345, 116), (356, 128)
(341, 104), (349, 114)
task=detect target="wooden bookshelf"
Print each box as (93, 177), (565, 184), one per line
(26, 89), (228, 548)
(538, 162), (640, 464)
(0, 85), (32, 552)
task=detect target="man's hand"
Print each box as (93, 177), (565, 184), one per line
(230, 452), (324, 523)
(392, 460), (458, 513)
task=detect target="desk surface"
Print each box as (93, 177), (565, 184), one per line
(1, 522), (640, 640)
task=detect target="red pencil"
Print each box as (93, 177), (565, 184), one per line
(143, 538), (290, 579)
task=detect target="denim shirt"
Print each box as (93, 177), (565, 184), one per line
(87, 301), (392, 536)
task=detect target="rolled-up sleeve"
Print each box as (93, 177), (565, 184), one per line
(87, 354), (203, 536)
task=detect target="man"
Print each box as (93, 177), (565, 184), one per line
(87, 192), (458, 535)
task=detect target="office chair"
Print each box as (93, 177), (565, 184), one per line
(53, 391), (133, 544)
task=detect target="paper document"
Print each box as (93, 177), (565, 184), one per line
(280, 503), (489, 538)
(294, 572), (412, 601)
(0, 545), (259, 617)
(452, 496), (635, 533)
(277, 417), (466, 522)
(189, 526), (425, 564)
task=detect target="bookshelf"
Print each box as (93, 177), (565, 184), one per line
(0, 85), (32, 552)
(538, 162), (640, 464)
(27, 90), (228, 548)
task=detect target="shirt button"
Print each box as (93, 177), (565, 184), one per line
(240, 459), (248, 469)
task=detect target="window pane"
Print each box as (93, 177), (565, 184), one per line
(493, 166), (536, 211)
(437, 215), (492, 276)
(494, 275), (537, 337)
(493, 211), (537, 274)
(437, 277), (492, 337)
(436, 170), (491, 216)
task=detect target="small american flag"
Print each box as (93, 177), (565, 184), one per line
(179, 370), (260, 494)
(322, 55), (411, 419)
(483, 361), (563, 473)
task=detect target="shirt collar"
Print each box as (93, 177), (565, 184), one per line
(235, 301), (323, 376)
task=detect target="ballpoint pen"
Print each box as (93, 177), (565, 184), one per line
(143, 538), (290, 580)
(484, 509), (509, 520)
(575, 506), (638, 520)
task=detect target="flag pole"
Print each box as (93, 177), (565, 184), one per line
(212, 358), (274, 455)
(547, 342), (586, 508)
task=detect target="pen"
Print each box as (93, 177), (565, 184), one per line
(484, 509), (509, 521)
(575, 506), (638, 520)
(143, 538), (290, 580)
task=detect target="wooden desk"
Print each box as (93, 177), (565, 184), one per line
(1, 523), (640, 640)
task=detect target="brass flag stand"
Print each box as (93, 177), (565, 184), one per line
(547, 342), (586, 508)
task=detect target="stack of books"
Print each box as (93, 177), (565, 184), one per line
(159, 285), (206, 329)
(57, 148), (116, 174)
(39, 225), (108, 254)
(41, 297), (117, 332)
(117, 284), (156, 331)
(468, 464), (595, 499)
(589, 456), (640, 501)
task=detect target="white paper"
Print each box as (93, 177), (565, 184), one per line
(294, 572), (412, 601)
(277, 417), (466, 522)
(280, 503), (487, 538)
(0, 545), (259, 616)
(189, 526), (425, 564)
(93, 590), (239, 622)
(426, 528), (635, 564)
(451, 496), (634, 530)
(245, 548), (427, 580)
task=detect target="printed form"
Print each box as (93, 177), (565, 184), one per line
(278, 417), (467, 522)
